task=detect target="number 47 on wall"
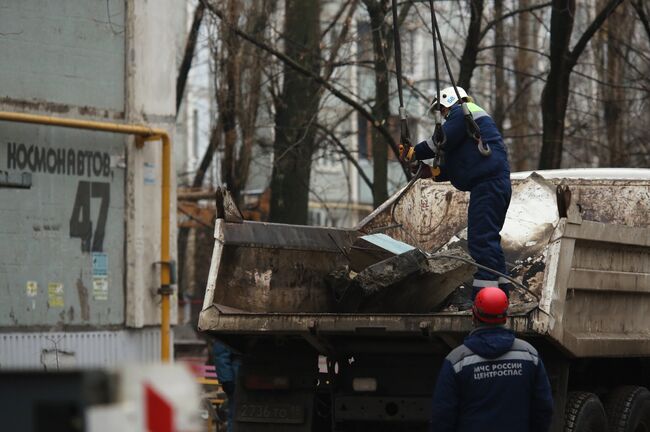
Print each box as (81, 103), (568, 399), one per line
(69, 181), (110, 252)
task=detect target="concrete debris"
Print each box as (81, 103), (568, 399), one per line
(328, 244), (475, 313)
(354, 248), (429, 295)
(509, 253), (547, 299)
(348, 233), (416, 272)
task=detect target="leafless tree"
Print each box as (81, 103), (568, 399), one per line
(361, 0), (412, 206)
(176, 2), (205, 114)
(269, 0), (322, 224)
(178, 0), (272, 293)
(538, 0), (624, 169)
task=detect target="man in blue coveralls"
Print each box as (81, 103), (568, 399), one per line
(430, 287), (554, 431)
(213, 340), (241, 432)
(401, 86), (512, 300)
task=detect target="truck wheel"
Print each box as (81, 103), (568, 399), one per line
(605, 386), (650, 432)
(565, 392), (607, 432)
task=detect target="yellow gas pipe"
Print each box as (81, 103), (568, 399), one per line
(0, 111), (174, 362)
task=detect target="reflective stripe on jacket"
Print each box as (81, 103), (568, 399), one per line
(414, 103), (510, 191)
(430, 327), (554, 432)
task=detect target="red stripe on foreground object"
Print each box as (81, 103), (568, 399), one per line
(145, 383), (174, 432)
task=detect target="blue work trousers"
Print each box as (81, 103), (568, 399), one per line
(467, 177), (512, 298)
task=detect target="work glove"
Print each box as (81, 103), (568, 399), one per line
(410, 160), (441, 180)
(412, 162), (441, 179)
(399, 143), (415, 162)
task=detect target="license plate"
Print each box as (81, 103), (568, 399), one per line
(237, 403), (304, 424)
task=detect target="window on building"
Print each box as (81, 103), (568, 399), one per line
(402, 28), (416, 75)
(357, 114), (369, 159)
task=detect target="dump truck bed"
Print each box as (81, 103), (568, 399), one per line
(198, 305), (537, 338)
(199, 170), (650, 358)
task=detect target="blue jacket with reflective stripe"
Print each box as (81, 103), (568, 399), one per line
(430, 326), (553, 432)
(414, 103), (510, 191)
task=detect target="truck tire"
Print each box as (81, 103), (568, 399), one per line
(605, 386), (650, 432)
(565, 392), (607, 432)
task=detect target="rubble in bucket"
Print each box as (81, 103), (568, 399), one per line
(326, 233), (475, 313)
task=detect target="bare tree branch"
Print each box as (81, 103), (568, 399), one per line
(478, 44), (549, 58)
(200, 0), (410, 178)
(323, 0), (360, 79)
(314, 123), (374, 191)
(176, 2), (205, 114)
(632, 0), (650, 42)
(569, 0), (624, 67)
(478, 1), (551, 42)
(321, 0), (354, 39)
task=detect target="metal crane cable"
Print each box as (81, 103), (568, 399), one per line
(391, 0), (411, 151)
(389, 0), (423, 228)
(383, 2), (529, 306)
(427, 0), (446, 172)
(428, 3), (491, 156)
(428, 254), (539, 301)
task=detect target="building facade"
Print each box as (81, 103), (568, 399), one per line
(0, 0), (185, 368)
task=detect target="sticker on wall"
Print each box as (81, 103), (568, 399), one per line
(26, 281), (38, 297)
(143, 162), (156, 185)
(92, 252), (108, 276)
(93, 276), (108, 301)
(47, 283), (64, 308)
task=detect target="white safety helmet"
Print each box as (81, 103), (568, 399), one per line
(431, 86), (468, 109)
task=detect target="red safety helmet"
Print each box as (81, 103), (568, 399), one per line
(472, 287), (509, 324)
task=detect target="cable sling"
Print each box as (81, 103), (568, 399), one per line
(429, 4), (491, 156)
(427, 0), (445, 176)
(390, 0), (411, 156)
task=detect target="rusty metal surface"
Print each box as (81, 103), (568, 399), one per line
(215, 188), (243, 222)
(177, 202), (215, 229)
(359, 174), (650, 248)
(558, 224), (650, 357)
(200, 170), (650, 358)
(198, 303), (537, 336)
(354, 248), (475, 313)
(209, 222), (358, 313)
(358, 182), (469, 253)
(221, 221), (358, 251)
(359, 173), (650, 297)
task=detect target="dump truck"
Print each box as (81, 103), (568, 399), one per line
(198, 169), (650, 432)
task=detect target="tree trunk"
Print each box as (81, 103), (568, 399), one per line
(457, 0), (484, 91)
(539, 0), (624, 169)
(511, 0), (536, 171)
(176, 2), (205, 114)
(604, 3), (630, 166)
(633, 0), (650, 42)
(593, 0), (607, 167)
(220, 0), (241, 200)
(492, 0), (507, 132)
(539, 0), (575, 169)
(228, 1), (271, 205)
(366, 0), (389, 208)
(539, 77), (571, 169)
(269, 0), (321, 224)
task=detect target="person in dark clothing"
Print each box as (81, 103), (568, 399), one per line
(213, 340), (241, 432)
(430, 287), (554, 431)
(401, 86), (512, 299)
